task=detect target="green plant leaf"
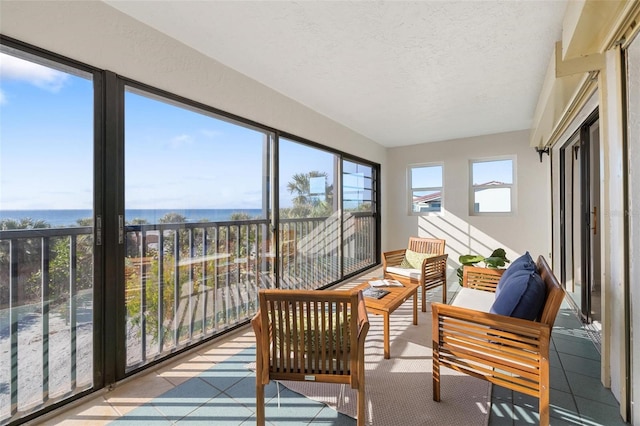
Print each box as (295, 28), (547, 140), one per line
(484, 256), (507, 268)
(489, 248), (510, 263)
(459, 254), (485, 265)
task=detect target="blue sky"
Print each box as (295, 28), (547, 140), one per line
(0, 51), (333, 211)
(412, 159), (513, 189)
(1, 50), (508, 213)
(0, 52), (93, 210)
(472, 159), (513, 185)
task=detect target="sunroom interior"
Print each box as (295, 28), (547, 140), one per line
(0, 1), (639, 425)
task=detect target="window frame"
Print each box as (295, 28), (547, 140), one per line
(407, 163), (444, 215)
(469, 156), (516, 216)
(0, 34), (382, 424)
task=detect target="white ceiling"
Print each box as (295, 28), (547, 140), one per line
(103, 0), (567, 148)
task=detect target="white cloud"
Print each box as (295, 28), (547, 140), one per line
(168, 134), (193, 148)
(200, 129), (223, 139)
(0, 52), (69, 93)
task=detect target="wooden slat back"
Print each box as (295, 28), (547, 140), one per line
(407, 237), (446, 255)
(536, 255), (565, 327)
(257, 289), (360, 379)
(462, 266), (504, 292)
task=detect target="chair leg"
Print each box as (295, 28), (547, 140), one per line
(356, 384), (366, 426)
(539, 375), (550, 425)
(539, 405), (549, 426)
(256, 382), (265, 425)
(432, 337), (441, 401)
(441, 279), (447, 304)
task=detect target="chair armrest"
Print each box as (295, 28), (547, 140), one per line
(251, 311), (261, 337)
(462, 266), (504, 292)
(355, 291), (370, 340)
(382, 249), (407, 269)
(421, 254), (448, 278)
(251, 311), (271, 385)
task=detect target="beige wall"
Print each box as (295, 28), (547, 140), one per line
(386, 130), (551, 267)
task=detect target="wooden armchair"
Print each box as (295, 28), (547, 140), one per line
(432, 256), (565, 426)
(251, 289), (370, 426)
(382, 237), (448, 311)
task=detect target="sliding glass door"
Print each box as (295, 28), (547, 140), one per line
(0, 46), (97, 421)
(278, 138), (340, 289)
(123, 85), (272, 371)
(560, 112), (601, 326)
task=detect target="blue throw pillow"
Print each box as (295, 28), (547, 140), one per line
(490, 269), (546, 320)
(495, 252), (536, 298)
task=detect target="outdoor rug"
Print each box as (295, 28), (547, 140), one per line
(248, 300), (491, 426)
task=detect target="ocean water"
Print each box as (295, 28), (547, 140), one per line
(0, 208), (264, 227)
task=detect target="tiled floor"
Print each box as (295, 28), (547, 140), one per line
(489, 302), (626, 426)
(39, 281), (625, 426)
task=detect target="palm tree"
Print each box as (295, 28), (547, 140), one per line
(286, 171), (333, 217)
(0, 217), (50, 231)
(159, 212), (188, 257)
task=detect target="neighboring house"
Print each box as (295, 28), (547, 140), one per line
(472, 181), (510, 213)
(412, 191), (441, 212)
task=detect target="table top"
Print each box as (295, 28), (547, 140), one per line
(354, 281), (419, 313)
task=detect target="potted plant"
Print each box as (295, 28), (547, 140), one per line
(457, 248), (510, 284)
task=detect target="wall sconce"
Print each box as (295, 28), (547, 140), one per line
(535, 146), (550, 162)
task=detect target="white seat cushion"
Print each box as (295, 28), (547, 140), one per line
(451, 287), (496, 313)
(386, 266), (420, 280)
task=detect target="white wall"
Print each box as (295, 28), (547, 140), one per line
(0, 0), (390, 247)
(600, 47), (628, 413)
(386, 130), (551, 266)
(628, 33), (640, 426)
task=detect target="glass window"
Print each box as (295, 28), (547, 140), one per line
(409, 164), (443, 214)
(470, 158), (515, 214)
(343, 160), (373, 212)
(342, 160), (375, 275)
(278, 138), (339, 288)
(0, 46), (95, 419)
(124, 86), (271, 370)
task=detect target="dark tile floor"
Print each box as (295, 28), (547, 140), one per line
(488, 302), (626, 425)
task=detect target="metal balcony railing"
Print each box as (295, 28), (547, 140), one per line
(0, 211), (376, 424)
(0, 226), (94, 424)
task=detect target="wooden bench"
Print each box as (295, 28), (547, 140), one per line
(431, 255), (565, 426)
